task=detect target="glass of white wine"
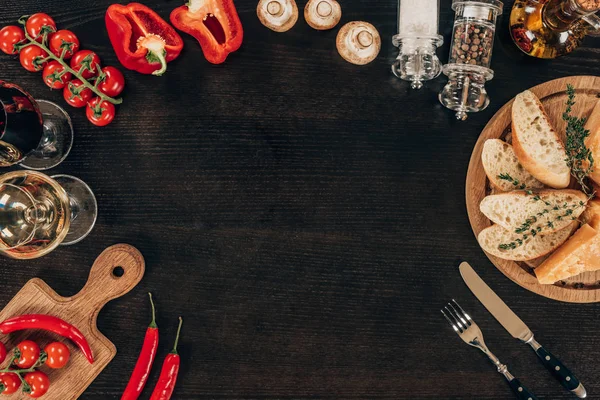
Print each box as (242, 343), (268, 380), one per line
(0, 170), (97, 259)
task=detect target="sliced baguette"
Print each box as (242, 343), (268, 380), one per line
(482, 139), (545, 192)
(512, 90), (570, 188)
(585, 100), (600, 186)
(480, 189), (587, 233)
(478, 222), (578, 261)
(535, 216), (600, 284)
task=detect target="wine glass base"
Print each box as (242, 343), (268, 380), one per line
(21, 100), (74, 170)
(51, 174), (97, 245)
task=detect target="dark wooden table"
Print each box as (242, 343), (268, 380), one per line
(1, 0), (600, 398)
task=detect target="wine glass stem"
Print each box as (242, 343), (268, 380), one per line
(25, 199), (55, 226)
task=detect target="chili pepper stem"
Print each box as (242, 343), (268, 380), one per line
(16, 22), (123, 105)
(187, 0), (204, 13)
(171, 317), (183, 355)
(149, 292), (158, 329)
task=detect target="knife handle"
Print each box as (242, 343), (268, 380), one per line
(528, 338), (587, 398)
(508, 377), (539, 400)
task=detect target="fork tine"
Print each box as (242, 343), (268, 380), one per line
(452, 299), (472, 324)
(449, 300), (470, 327)
(444, 305), (465, 332)
(441, 309), (461, 333)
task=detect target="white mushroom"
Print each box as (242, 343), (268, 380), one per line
(304, 0), (342, 30)
(336, 21), (381, 65)
(257, 0), (299, 32)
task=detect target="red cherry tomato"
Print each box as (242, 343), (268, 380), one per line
(48, 29), (79, 59)
(14, 340), (40, 369)
(86, 97), (116, 126)
(44, 342), (70, 369)
(24, 371), (49, 398)
(70, 50), (101, 79)
(98, 66), (125, 97)
(0, 26), (25, 55)
(42, 61), (72, 89)
(0, 372), (21, 395)
(19, 45), (48, 72)
(26, 13), (56, 42)
(63, 79), (92, 108)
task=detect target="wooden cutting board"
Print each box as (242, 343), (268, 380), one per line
(0, 244), (145, 399)
(466, 75), (600, 303)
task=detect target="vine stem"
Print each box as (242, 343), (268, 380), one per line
(19, 26), (122, 105)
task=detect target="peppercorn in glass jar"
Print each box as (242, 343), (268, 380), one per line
(439, 0), (503, 120)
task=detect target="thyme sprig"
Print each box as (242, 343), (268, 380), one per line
(564, 84), (594, 196)
(498, 173), (527, 190)
(498, 198), (584, 250)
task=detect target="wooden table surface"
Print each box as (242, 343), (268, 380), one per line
(1, 0), (600, 399)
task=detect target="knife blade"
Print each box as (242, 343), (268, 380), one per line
(459, 262), (587, 399)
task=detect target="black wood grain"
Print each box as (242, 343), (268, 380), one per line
(1, 0), (599, 398)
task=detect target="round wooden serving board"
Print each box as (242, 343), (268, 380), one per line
(466, 76), (600, 303)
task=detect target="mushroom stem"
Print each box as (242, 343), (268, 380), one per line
(267, 1), (284, 17)
(356, 30), (374, 49)
(316, 1), (333, 17)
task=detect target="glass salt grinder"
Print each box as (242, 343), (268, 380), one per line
(392, 0), (444, 89)
(439, 0), (503, 120)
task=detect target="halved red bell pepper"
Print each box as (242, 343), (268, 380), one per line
(106, 3), (184, 76)
(170, 0), (243, 64)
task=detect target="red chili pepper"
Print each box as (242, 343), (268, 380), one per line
(149, 317), (183, 400)
(170, 0), (243, 64)
(0, 314), (94, 364)
(121, 293), (159, 400)
(106, 3), (184, 76)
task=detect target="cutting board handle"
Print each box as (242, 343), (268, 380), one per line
(71, 244), (145, 314)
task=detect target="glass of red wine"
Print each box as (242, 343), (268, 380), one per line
(0, 80), (73, 170)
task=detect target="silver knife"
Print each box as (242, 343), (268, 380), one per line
(459, 262), (587, 399)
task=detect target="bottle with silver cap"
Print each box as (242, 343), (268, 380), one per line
(391, 0), (443, 89)
(439, 0), (503, 120)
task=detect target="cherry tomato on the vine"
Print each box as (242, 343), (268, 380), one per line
(86, 97), (116, 126)
(43, 61), (72, 89)
(26, 13), (56, 42)
(98, 66), (125, 97)
(0, 26), (25, 55)
(44, 342), (70, 369)
(0, 372), (21, 395)
(48, 29), (79, 59)
(23, 371), (49, 398)
(19, 45), (48, 72)
(70, 50), (101, 79)
(13, 340), (40, 369)
(63, 79), (92, 108)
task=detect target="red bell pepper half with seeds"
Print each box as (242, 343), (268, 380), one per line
(170, 0), (243, 64)
(106, 3), (184, 76)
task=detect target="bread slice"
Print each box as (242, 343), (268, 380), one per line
(535, 216), (600, 284)
(585, 100), (600, 186)
(478, 222), (578, 261)
(512, 90), (570, 188)
(482, 139), (545, 192)
(480, 189), (587, 234)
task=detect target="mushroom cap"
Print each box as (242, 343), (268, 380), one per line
(336, 21), (381, 65)
(304, 0), (342, 30)
(257, 0), (299, 32)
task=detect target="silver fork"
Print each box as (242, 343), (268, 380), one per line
(442, 300), (539, 400)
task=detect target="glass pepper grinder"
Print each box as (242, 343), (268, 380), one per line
(392, 0), (444, 89)
(439, 0), (503, 120)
